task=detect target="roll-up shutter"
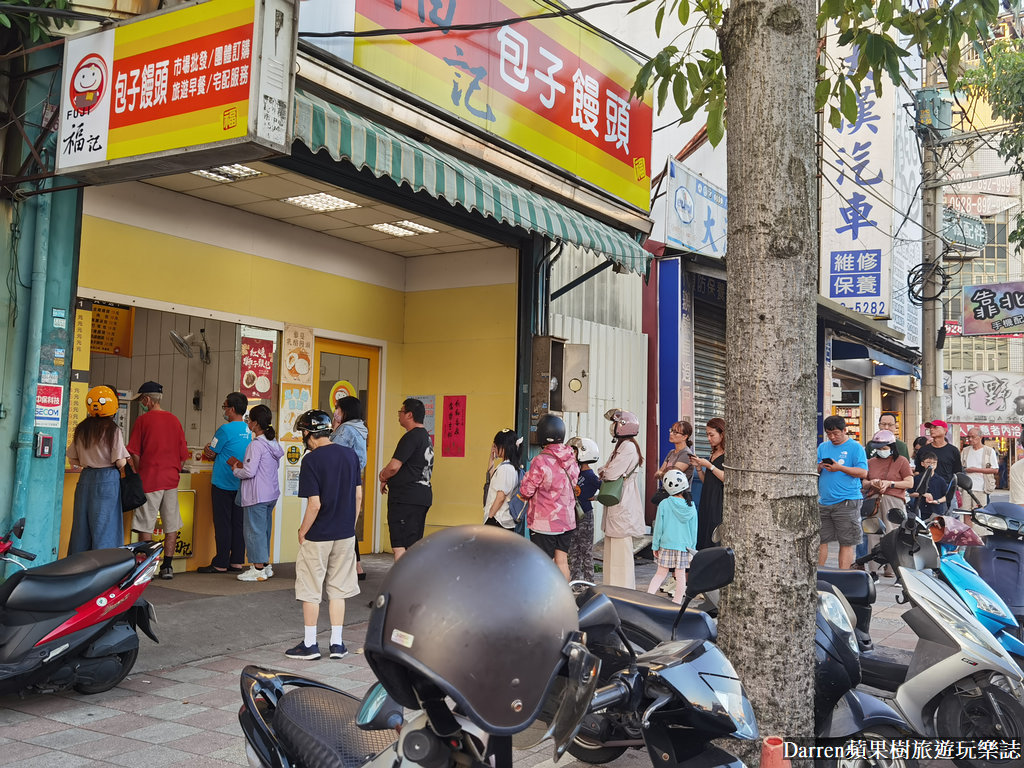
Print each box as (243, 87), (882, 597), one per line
(693, 299), (727, 457)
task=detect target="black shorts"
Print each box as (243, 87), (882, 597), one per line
(388, 500), (429, 548)
(530, 530), (573, 558)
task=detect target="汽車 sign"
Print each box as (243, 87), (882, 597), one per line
(299, 0), (652, 210)
(56, 0), (296, 182)
(962, 280), (1024, 335)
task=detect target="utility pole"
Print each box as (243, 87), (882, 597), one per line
(919, 56), (945, 422)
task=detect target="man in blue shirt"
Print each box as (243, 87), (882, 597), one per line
(198, 392), (251, 573)
(817, 414), (869, 570)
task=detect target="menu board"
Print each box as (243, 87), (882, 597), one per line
(90, 302), (134, 357)
(240, 335), (274, 400)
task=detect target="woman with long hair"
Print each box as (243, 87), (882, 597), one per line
(67, 386), (129, 553)
(483, 428), (522, 530)
(690, 417), (726, 550)
(229, 404), (284, 582)
(597, 408), (646, 588)
(331, 396), (368, 579)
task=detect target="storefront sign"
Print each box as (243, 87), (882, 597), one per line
(90, 302), (134, 356)
(944, 317), (1024, 340)
(951, 370), (1024, 422)
(665, 159), (726, 257)
(35, 384), (63, 428)
(962, 280), (1024, 335)
(240, 336), (274, 399)
(329, 380), (357, 410)
(279, 384), (312, 443)
(959, 422), (1022, 439)
(944, 193), (1019, 218)
(56, 0), (297, 182)
(942, 207), (987, 250)
(299, 0), (652, 210)
(441, 395), (467, 458)
(281, 325), (313, 385)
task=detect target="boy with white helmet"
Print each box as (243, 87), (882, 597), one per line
(646, 469), (697, 604)
(567, 436), (601, 583)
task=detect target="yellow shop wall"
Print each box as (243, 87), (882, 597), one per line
(378, 284), (517, 547)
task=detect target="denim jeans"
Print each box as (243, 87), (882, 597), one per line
(243, 500), (276, 565)
(69, 466), (123, 553)
(211, 485), (245, 567)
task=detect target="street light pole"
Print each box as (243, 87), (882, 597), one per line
(921, 136), (945, 421)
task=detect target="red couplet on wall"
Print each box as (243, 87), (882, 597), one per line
(441, 395), (467, 458)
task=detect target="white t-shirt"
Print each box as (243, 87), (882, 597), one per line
(484, 462), (519, 529)
(963, 445), (997, 494)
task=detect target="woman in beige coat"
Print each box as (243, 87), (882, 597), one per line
(598, 409), (646, 588)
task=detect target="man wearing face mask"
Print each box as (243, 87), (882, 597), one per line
(198, 392), (251, 574)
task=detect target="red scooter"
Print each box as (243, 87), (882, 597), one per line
(0, 517), (160, 695)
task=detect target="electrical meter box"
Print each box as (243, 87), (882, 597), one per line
(530, 336), (590, 442)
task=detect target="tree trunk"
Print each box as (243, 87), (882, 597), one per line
(717, 0), (821, 750)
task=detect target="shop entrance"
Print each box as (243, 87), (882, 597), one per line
(312, 339), (380, 550)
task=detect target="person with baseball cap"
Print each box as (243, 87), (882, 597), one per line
(923, 419), (962, 487)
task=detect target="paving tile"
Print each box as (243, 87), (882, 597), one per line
(209, 740), (249, 766)
(157, 666), (222, 683)
(2, 694), (80, 717)
(148, 682), (219, 702)
(123, 719), (203, 743)
(188, 657), (246, 674)
(0, 715), (71, 741)
(162, 728), (239, 755)
(25, 725), (107, 749)
(11, 752), (103, 768)
(63, 733), (145, 759)
(104, 743), (189, 768)
(118, 675), (181, 694)
(82, 712), (166, 735)
(177, 706), (238, 731)
(0, 740), (50, 766)
(166, 758), (241, 768)
(0, 707), (34, 727)
(48, 702), (123, 726)
(180, 687), (238, 709)
(136, 700), (209, 721)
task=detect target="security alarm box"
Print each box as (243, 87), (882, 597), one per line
(35, 433), (53, 458)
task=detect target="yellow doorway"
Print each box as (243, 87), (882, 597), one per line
(312, 338), (380, 550)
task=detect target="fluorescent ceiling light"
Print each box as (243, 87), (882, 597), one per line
(283, 193), (361, 212)
(395, 220), (438, 234)
(190, 164), (262, 182)
(370, 222), (418, 237)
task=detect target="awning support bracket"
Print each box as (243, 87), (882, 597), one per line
(551, 259), (614, 301)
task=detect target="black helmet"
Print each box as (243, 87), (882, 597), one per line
(364, 525), (597, 748)
(535, 414), (566, 444)
(294, 409), (332, 438)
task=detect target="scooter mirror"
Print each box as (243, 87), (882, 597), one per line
(685, 547), (735, 598)
(577, 593), (620, 637)
(356, 682), (403, 731)
(13, 517), (25, 539)
(956, 472), (973, 491)
(887, 507), (907, 526)
(861, 516), (883, 535)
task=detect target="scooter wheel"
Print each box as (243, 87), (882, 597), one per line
(73, 648), (139, 695)
(814, 726), (920, 768)
(566, 734), (628, 764)
(935, 683), (1024, 768)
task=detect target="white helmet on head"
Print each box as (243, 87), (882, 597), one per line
(568, 436), (600, 464)
(662, 469), (689, 496)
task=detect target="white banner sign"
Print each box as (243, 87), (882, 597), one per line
(664, 158), (727, 258)
(951, 370), (1024, 422)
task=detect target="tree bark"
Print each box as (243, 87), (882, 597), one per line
(717, 0), (820, 749)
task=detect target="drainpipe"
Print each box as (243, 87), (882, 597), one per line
(535, 242), (562, 337)
(10, 177), (51, 549)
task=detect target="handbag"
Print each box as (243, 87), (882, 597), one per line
(597, 445), (639, 506)
(860, 494), (882, 519)
(650, 487), (669, 506)
(120, 463), (147, 513)
(562, 466), (586, 523)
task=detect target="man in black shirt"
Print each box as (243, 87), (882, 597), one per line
(924, 419), (962, 486)
(379, 397), (434, 561)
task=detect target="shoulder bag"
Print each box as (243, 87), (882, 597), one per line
(120, 463), (147, 513)
(596, 445), (639, 506)
(562, 466), (585, 523)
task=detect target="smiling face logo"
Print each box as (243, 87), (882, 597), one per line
(69, 55), (107, 115)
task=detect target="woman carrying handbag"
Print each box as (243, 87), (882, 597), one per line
(596, 408), (645, 588)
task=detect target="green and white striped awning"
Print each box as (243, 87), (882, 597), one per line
(292, 90), (649, 276)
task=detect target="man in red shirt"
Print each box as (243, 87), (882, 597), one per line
(126, 381), (189, 580)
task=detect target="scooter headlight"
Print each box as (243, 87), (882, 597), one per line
(966, 589), (1011, 619)
(973, 512), (1008, 531)
(818, 591), (859, 655)
(916, 592), (1005, 657)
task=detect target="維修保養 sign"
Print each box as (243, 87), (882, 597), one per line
(56, 0), (296, 183)
(299, 0), (652, 211)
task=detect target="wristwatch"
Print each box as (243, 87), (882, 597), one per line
(889, 481), (894, 489)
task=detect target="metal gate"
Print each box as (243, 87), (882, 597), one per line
(693, 300), (726, 457)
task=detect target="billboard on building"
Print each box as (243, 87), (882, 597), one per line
(664, 159), (727, 257)
(299, 0), (653, 211)
(962, 280), (1024, 335)
(56, 0), (297, 183)
(951, 370), (1024, 422)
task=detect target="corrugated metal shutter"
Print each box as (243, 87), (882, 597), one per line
(693, 300), (726, 457)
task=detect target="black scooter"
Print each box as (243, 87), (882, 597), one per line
(965, 500), (1024, 636)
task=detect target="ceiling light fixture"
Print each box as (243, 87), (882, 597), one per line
(395, 220), (438, 234)
(283, 193), (362, 212)
(370, 222), (418, 237)
(191, 164), (262, 182)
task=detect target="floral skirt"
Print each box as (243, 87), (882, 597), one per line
(655, 548), (689, 570)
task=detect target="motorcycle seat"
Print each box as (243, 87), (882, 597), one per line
(816, 567), (876, 606)
(0, 548), (137, 613)
(579, 585), (717, 644)
(275, 685), (398, 768)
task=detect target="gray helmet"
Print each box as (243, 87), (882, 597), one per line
(364, 525), (583, 736)
(294, 409), (332, 438)
(536, 414), (566, 444)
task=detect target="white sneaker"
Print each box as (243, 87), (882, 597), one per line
(237, 566), (269, 582)
(264, 564), (273, 579)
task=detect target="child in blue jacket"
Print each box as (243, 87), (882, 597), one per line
(647, 469), (697, 604)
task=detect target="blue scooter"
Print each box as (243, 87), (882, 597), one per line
(927, 474), (1024, 668)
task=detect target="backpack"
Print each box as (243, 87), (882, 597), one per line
(508, 467), (528, 526)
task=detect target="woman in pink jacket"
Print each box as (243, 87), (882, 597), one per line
(519, 414), (579, 580)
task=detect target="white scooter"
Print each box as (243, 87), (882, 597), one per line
(819, 510), (1024, 768)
